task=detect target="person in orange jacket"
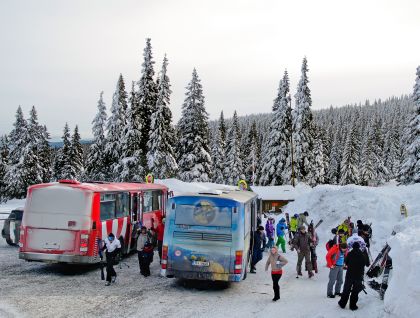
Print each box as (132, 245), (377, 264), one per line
(326, 243), (348, 298)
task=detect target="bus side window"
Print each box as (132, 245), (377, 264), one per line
(116, 193), (130, 218)
(143, 191), (153, 213)
(131, 194), (138, 222)
(100, 194), (116, 220)
(152, 190), (162, 211)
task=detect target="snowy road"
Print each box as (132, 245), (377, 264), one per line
(0, 237), (386, 318)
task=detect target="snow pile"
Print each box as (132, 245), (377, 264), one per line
(155, 178), (236, 196)
(385, 215), (420, 318)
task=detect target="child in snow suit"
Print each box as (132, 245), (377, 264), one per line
(103, 233), (121, 286)
(338, 242), (370, 311)
(290, 214), (298, 238)
(265, 246), (288, 301)
(326, 243), (348, 298)
(276, 218), (288, 253)
(265, 218), (275, 249)
(136, 226), (154, 277)
(291, 226), (314, 278)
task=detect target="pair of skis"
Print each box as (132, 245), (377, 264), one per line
(366, 231), (395, 299)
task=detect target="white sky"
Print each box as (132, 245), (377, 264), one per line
(0, 0), (419, 139)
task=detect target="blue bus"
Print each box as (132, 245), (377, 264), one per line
(160, 190), (259, 282)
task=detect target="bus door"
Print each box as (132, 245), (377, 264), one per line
(128, 192), (141, 251)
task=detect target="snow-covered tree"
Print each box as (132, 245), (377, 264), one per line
(224, 111), (243, 185)
(177, 69), (213, 182)
(3, 107), (37, 199)
(146, 55), (178, 178)
(307, 127), (326, 186)
(0, 136), (9, 201)
(104, 74), (128, 180)
(53, 123), (71, 180)
(293, 57), (314, 182)
(243, 121), (259, 185)
(359, 125), (376, 186)
(326, 133), (341, 184)
(39, 125), (52, 183)
(137, 38), (158, 165)
(384, 116), (401, 178)
(115, 81), (144, 182)
(65, 125), (84, 180)
(211, 113), (226, 184)
(85, 92), (107, 180)
(340, 119), (360, 185)
(259, 71), (292, 185)
(399, 66), (420, 184)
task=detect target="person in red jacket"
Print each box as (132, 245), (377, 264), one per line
(326, 243), (348, 298)
(152, 217), (165, 263)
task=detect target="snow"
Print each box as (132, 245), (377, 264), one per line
(0, 182), (419, 317)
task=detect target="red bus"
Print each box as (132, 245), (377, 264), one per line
(19, 180), (168, 264)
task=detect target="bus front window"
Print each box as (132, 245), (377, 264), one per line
(175, 202), (232, 228)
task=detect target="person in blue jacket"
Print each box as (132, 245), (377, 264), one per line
(276, 218), (288, 253)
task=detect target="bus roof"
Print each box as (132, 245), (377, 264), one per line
(28, 181), (168, 193)
(172, 190), (257, 203)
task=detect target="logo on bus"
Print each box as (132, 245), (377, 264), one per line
(193, 201), (216, 225)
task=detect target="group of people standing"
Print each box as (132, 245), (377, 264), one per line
(326, 218), (372, 310)
(253, 212), (373, 311)
(101, 217), (165, 286)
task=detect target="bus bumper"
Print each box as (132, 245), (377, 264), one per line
(19, 252), (98, 264)
(165, 270), (242, 282)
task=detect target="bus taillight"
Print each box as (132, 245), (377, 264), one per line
(234, 250), (243, 274)
(162, 245), (168, 269)
(80, 232), (89, 254)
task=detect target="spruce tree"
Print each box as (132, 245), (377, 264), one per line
(85, 91), (107, 181)
(260, 70), (292, 185)
(224, 111), (243, 185)
(177, 69), (213, 182)
(0, 136), (8, 201)
(53, 123), (71, 180)
(244, 121), (260, 185)
(104, 74), (128, 180)
(399, 66), (420, 184)
(39, 125), (52, 182)
(137, 38), (158, 166)
(211, 111), (226, 184)
(147, 55), (178, 178)
(293, 57), (314, 182)
(115, 81), (144, 182)
(307, 127), (326, 186)
(66, 125), (84, 180)
(327, 132), (341, 184)
(3, 107), (33, 199)
(340, 119), (360, 185)
(359, 125), (376, 186)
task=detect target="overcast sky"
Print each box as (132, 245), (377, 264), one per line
(0, 0), (419, 139)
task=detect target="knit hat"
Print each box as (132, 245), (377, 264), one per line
(352, 242), (360, 249)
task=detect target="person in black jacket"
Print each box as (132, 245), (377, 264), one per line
(338, 241), (370, 310)
(250, 226), (266, 273)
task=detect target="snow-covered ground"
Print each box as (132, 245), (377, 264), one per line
(0, 182), (419, 318)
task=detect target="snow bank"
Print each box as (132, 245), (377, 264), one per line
(155, 178), (236, 195)
(384, 215), (420, 318)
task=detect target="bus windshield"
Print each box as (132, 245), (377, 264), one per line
(175, 202), (232, 228)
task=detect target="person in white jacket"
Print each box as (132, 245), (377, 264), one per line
(346, 232), (366, 251)
(103, 233), (121, 286)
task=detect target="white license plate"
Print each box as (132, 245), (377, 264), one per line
(192, 260), (210, 267)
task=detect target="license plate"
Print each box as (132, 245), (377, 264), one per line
(192, 260), (210, 267)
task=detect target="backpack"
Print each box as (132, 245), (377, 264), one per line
(326, 239), (335, 251)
